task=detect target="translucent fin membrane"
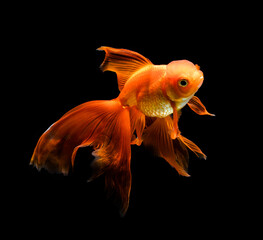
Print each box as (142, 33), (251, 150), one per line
(31, 99), (132, 215)
(98, 46), (152, 91)
(143, 116), (207, 176)
(188, 96), (215, 116)
(143, 116), (190, 177)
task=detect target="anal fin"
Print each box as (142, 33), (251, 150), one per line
(143, 116), (190, 177)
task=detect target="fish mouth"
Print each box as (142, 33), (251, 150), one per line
(167, 91), (194, 102)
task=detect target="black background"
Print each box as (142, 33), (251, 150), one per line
(6, 2), (252, 238)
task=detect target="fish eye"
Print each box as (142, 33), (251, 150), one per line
(179, 79), (188, 87)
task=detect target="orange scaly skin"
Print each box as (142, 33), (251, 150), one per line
(119, 65), (171, 117)
(31, 46), (214, 216)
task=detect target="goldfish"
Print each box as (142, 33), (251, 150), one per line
(31, 46), (214, 215)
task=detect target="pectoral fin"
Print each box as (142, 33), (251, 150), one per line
(187, 96), (215, 116)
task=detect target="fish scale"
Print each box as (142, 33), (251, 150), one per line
(138, 89), (173, 117)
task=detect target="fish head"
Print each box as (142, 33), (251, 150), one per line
(165, 60), (204, 102)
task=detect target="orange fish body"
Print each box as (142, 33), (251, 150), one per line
(31, 46), (214, 215)
(119, 64), (171, 116)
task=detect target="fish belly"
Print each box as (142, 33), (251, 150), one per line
(138, 91), (173, 118)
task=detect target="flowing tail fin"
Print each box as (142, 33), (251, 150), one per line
(31, 99), (132, 215)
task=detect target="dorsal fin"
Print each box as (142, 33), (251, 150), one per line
(97, 46), (153, 91)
